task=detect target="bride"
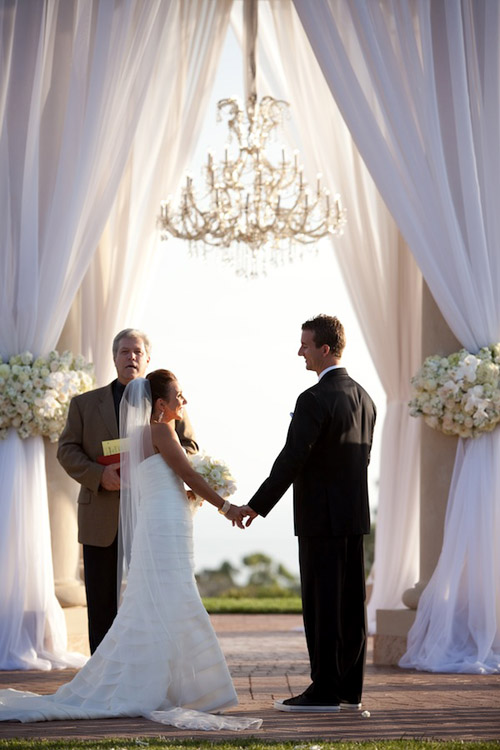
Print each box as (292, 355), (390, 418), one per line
(0, 370), (261, 731)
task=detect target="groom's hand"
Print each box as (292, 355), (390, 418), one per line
(238, 505), (258, 527)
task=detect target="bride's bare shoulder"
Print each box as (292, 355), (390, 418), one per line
(150, 421), (179, 445)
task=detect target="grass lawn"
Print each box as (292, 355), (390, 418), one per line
(0, 740), (498, 750)
(202, 597), (302, 613)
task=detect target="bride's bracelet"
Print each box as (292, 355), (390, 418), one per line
(218, 499), (231, 515)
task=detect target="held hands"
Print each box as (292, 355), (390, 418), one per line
(224, 504), (258, 529)
(238, 505), (258, 527)
(100, 463), (121, 491)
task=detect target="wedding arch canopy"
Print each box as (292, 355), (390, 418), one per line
(245, 0), (422, 639)
(293, 0), (500, 672)
(0, 0), (498, 674)
(0, 0), (232, 669)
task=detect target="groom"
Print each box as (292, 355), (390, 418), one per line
(57, 328), (198, 653)
(238, 314), (376, 712)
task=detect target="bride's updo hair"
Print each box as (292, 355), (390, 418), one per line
(146, 369), (177, 408)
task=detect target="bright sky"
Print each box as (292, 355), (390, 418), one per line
(136, 21), (385, 578)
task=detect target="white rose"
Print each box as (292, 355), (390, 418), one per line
(456, 355), (480, 383)
(442, 417), (454, 432)
(441, 380), (460, 397)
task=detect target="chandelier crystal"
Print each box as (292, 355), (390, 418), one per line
(159, 1), (346, 276)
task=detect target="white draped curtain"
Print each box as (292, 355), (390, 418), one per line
(258, 0), (421, 632)
(79, 0), (233, 385)
(0, 0), (175, 669)
(293, 0), (500, 672)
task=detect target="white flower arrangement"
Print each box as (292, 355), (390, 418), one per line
(409, 344), (500, 438)
(189, 452), (237, 498)
(0, 350), (95, 442)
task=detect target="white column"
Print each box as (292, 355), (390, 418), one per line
(402, 283), (460, 608)
(374, 283), (460, 663)
(46, 296), (86, 607)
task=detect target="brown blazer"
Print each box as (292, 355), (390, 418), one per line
(57, 381), (198, 547)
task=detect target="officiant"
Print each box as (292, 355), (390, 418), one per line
(57, 328), (198, 653)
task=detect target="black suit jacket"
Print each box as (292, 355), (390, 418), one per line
(249, 368), (376, 536)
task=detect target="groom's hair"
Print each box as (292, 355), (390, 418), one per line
(146, 369), (177, 405)
(302, 315), (346, 358)
(112, 328), (152, 358)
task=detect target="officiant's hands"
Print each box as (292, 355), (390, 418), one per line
(101, 463), (121, 491)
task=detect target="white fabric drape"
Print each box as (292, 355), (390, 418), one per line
(293, 0), (500, 671)
(0, 0), (174, 669)
(79, 0), (233, 385)
(250, 0), (421, 630)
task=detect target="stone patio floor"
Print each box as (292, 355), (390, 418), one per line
(0, 614), (499, 742)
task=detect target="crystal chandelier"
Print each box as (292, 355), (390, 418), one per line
(159, 1), (346, 276)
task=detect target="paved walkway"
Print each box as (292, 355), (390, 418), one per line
(1, 614), (499, 742)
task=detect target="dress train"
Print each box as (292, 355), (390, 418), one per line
(0, 456), (261, 731)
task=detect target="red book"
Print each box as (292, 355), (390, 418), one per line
(97, 453), (120, 466)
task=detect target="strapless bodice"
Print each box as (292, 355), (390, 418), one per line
(138, 453), (186, 500)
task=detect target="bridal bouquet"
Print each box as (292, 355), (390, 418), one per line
(190, 452), (237, 499)
(409, 345), (500, 438)
(0, 350), (95, 442)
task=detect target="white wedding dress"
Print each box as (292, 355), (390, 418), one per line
(0, 455), (261, 731)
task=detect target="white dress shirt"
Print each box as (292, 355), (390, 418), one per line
(318, 364), (343, 380)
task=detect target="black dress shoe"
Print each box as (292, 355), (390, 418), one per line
(340, 701), (362, 711)
(274, 693), (340, 713)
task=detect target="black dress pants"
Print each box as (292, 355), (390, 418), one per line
(298, 534), (367, 704)
(82, 535), (118, 654)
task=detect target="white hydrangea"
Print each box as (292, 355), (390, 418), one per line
(409, 345), (500, 438)
(0, 350), (95, 442)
